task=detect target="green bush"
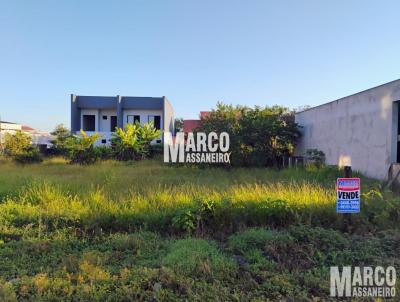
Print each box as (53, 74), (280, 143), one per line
(198, 103), (301, 167)
(50, 124), (71, 155)
(3, 131), (42, 163)
(111, 122), (161, 161)
(95, 145), (113, 160)
(65, 130), (100, 165)
(305, 149), (325, 167)
(13, 147), (43, 164)
(3, 130), (31, 156)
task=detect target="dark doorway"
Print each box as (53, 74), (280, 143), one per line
(149, 115), (161, 130)
(82, 115), (95, 131)
(110, 116), (117, 131)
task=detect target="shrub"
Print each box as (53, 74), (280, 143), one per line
(95, 145), (113, 160)
(13, 147), (43, 164)
(50, 124), (71, 155)
(111, 123), (160, 161)
(65, 130), (100, 165)
(3, 131), (42, 163)
(3, 130), (31, 157)
(198, 103), (301, 167)
(0, 279), (17, 302)
(305, 149), (325, 167)
(150, 143), (163, 157)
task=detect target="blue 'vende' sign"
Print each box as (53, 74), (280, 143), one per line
(336, 178), (360, 213)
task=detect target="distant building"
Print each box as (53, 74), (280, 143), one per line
(0, 121), (22, 144)
(183, 111), (210, 133)
(0, 121), (52, 147)
(295, 79), (400, 180)
(71, 94), (174, 145)
(22, 125), (53, 147)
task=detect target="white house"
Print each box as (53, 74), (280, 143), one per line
(71, 95), (174, 145)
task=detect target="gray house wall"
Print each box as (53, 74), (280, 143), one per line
(295, 79), (400, 180)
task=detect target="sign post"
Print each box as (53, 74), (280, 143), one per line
(337, 169), (360, 213)
(337, 166), (360, 232)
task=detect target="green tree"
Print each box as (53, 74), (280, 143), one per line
(3, 130), (42, 163)
(198, 103), (301, 167)
(174, 117), (184, 133)
(3, 130), (31, 156)
(50, 124), (71, 155)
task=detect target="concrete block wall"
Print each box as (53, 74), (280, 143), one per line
(295, 80), (400, 180)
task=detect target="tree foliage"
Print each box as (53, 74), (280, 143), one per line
(65, 130), (100, 165)
(3, 130), (31, 156)
(3, 130), (42, 163)
(198, 103), (301, 166)
(50, 124), (71, 155)
(111, 122), (161, 161)
(174, 118), (184, 133)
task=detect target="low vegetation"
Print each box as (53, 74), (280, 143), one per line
(0, 158), (398, 300)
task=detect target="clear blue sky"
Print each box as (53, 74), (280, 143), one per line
(1, 0), (399, 131)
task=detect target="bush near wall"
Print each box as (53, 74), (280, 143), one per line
(197, 103), (301, 167)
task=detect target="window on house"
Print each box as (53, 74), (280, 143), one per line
(101, 139), (107, 144)
(110, 116), (117, 132)
(82, 115), (95, 131)
(127, 115), (140, 124)
(148, 115), (161, 130)
(102, 115), (107, 120)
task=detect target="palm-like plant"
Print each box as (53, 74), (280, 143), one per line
(111, 122), (160, 161)
(66, 130), (100, 164)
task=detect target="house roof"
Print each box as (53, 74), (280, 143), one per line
(200, 111), (211, 118)
(74, 95), (165, 110)
(22, 125), (35, 131)
(183, 120), (202, 133)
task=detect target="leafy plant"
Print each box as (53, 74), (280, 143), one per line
(3, 130), (31, 156)
(14, 147), (43, 164)
(50, 124), (71, 155)
(198, 103), (301, 167)
(95, 145), (113, 160)
(111, 122), (160, 161)
(174, 117), (184, 133)
(65, 130), (100, 165)
(3, 131), (42, 163)
(305, 149), (325, 168)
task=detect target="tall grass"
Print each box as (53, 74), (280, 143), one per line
(0, 158), (397, 237)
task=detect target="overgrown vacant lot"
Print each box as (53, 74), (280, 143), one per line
(0, 158), (399, 301)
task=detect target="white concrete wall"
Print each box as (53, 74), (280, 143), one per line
(78, 109), (166, 145)
(163, 97), (174, 135)
(76, 131), (113, 146)
(99, 109), (117, 132)
(123, 109), (163, 143)
(80, 109), (99, 131)
(122, 109), (163, 128)
(295, 80), (400, 180)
